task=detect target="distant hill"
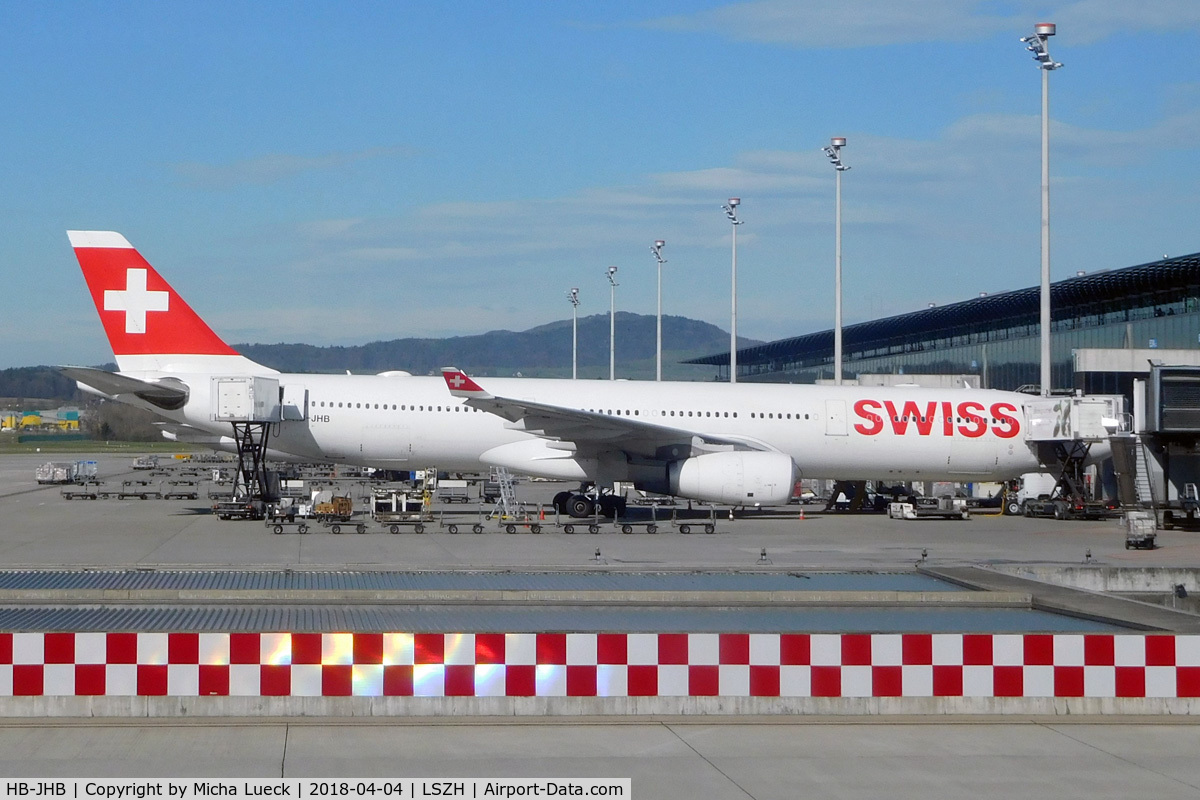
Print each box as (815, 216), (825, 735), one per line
(0, 314), (756, 402)
(0, 366), (88, 405)
(236, 312), (758, 380)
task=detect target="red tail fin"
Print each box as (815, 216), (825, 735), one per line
(69, 231), (242, 369)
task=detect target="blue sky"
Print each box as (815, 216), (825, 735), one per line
(1, 1), (1198, 369)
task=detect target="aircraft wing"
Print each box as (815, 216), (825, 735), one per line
(60, 366), (189, 410)
(441, 367), (770, 460)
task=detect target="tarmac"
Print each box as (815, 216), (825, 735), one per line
(3, 452), (1199, 573)
(4, 451), (1200, 794)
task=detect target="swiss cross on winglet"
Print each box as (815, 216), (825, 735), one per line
(441, 367), (491, 398)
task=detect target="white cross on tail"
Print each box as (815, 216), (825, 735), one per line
(104, 268), (169, 334)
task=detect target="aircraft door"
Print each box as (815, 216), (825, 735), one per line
(948, 436), (997, 475)
(361, 423), (412, 464)
(281, 385), (308, 421)
(825, 400), (848, 436)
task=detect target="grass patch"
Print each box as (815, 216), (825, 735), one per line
(0, 435), (197, 456)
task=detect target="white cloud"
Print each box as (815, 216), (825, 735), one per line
(641, 0), (1200, 48)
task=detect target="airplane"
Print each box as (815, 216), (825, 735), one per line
(63, 230), (1112, 518)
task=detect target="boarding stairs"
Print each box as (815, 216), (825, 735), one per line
(1134, 439), (1156, 507)
(488, 467), (522, 521)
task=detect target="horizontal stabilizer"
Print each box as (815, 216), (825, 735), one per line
(154, 421), (229, 444)
(60, 366), (189, 410)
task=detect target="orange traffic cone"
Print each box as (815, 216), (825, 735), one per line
(799, 509), (805, 521)
(539, 506), (545, 521)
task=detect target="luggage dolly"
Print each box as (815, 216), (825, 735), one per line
(612, 505), (662, 534)
(498, 505), (543, 534)
(381, 512), (471, 534)
(440, 505), (500, 534)
(557, 506), (605, 535)
(321, 516), (368, 535)
(60, 482), (103, 500)
(266, 518), (312, 535)
(670, 507), (718, 534)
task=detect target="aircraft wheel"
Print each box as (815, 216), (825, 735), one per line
(563, 524), (575, 534)
(568, 495), (594, 518)
(447, 524), (459, 534)
(588, 524), (600, 534)
(621, 524), (633, 534)
(679, 524), (691, 534)
(273, 524), (284, 535)
(414, 523), (425, 534)
(1005, 500), (1021, 516)
(472, 524), (484, 534)
(552, 491), (572, 514)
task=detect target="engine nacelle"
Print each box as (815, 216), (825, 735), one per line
(668, 451), (796, 506)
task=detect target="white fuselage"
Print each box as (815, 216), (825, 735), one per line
(142, 371), (1048, 483)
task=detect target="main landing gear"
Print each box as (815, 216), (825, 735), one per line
(552, 487), (628, 519)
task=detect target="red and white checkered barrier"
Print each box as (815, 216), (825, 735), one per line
(3, 632), (1199, 699)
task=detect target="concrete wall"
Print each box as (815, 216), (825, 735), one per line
(993, 565), (1200, 593)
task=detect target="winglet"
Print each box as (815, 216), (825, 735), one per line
(441, 367), (492, 399)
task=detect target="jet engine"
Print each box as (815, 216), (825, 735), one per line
(667, 451), (796, 506)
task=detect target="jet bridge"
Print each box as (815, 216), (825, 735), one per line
(1117, 366), (1200, 528)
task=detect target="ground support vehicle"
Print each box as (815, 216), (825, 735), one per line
(131, 456), (158, 471)
(888, 496), (971, 521)
(213, 496), (267, 520)
(118, 480), (162, 500)
(1022, 496), (1115, 520)
(60, 482), (104, 500)
(1124, 510), (1158, 550)
(630, 490), (676, 507)
(435, 479), (472, 504)
(1162, 484), (1200, 530)
(36, 460), (98, 484)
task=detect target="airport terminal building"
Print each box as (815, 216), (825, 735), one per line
(689, 251), (1200, 393)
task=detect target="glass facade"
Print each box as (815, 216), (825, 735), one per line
(690, 254), (1200, 392)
